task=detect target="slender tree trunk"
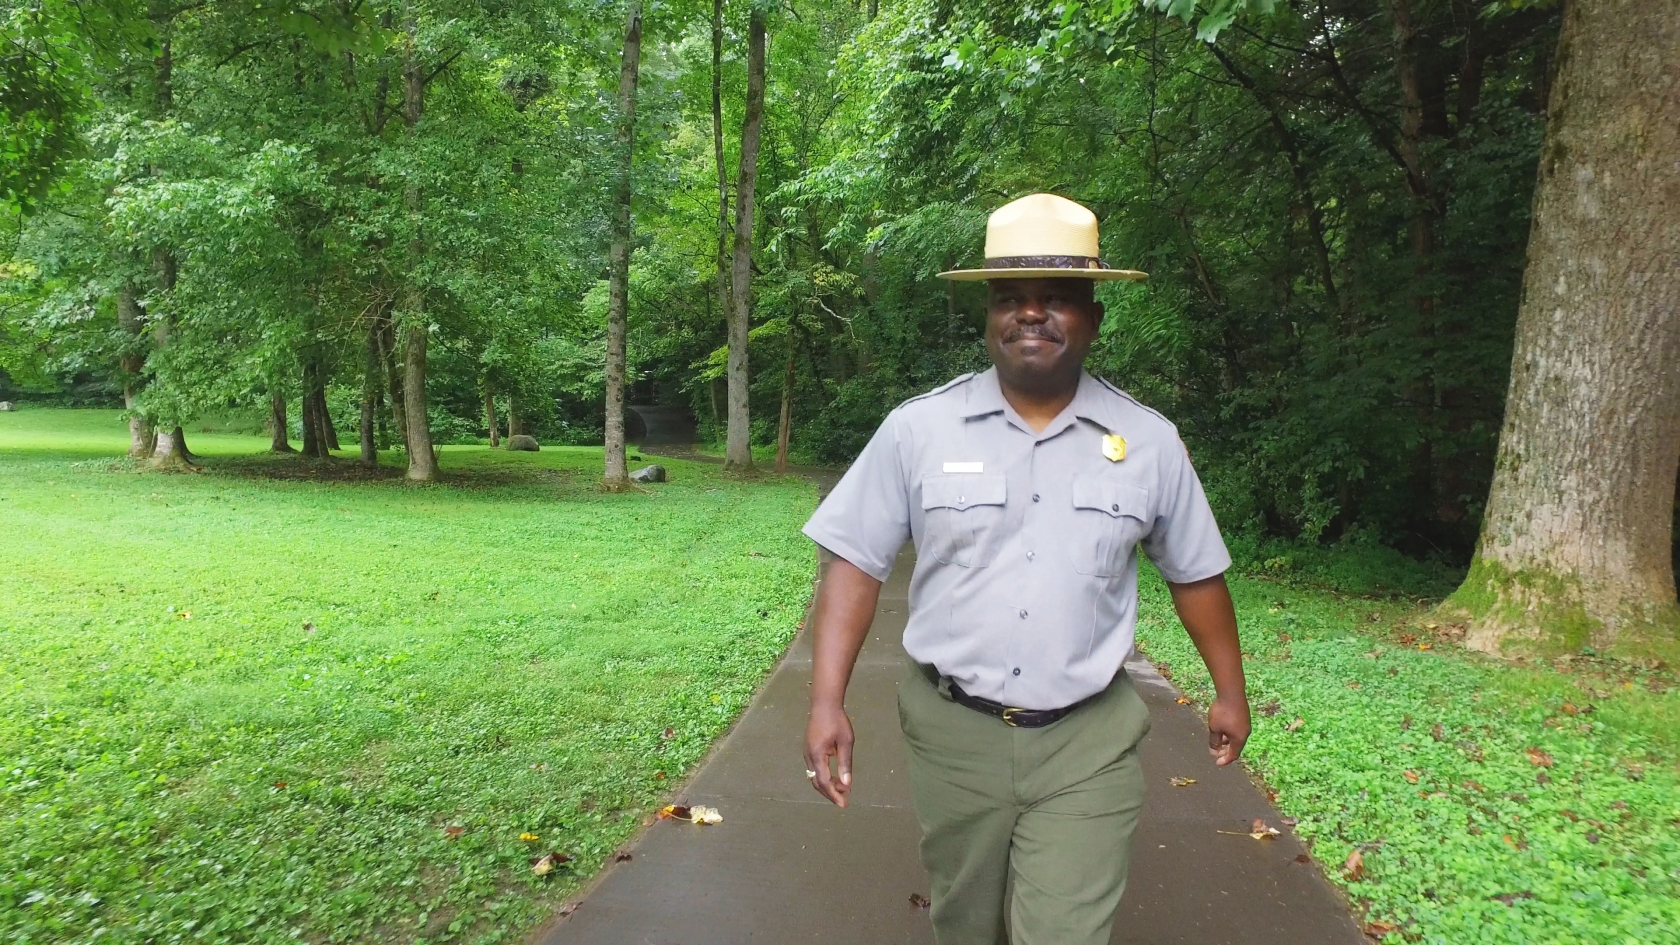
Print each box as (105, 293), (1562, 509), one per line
(401, 17), (438, 482)
(117, 287), (154, 458)
(1451, 0), (1680, 659)
(603, 0), (643, 489)
(712, 0), (732, 340)
(316, 387), (340, 452)
(302, 361), (324, 458)
(146, 249), (194, 470)
(774, 337), (795, 474)
(724, 9), (766, 472)
(271, 389), (296, 453)
(361, 319), (380, 464)
(507, 394), (522, 439)
(379, 315), (406, 447)
(484, 381), (500, 448)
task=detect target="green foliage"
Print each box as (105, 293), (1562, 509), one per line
(1136, 565), (1680, 944)
(0, 408), (817, 942)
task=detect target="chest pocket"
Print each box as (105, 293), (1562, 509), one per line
(1071, 475), (1151, 577)
(920, 473), (1007, 568)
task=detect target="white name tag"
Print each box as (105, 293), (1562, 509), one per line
(942, 461), (984, 474)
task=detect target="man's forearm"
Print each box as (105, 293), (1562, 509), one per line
(809, 549), (883, 708)
(1166, 574), (1246, 700)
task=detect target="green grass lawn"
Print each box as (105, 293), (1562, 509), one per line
(1140, 558), (1680, 944)
(0, 408), (817, 943)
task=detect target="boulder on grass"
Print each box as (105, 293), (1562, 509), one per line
(630, 464), (666, 484)
(0, 402), (13, 411)
(506, 434), (540, 452)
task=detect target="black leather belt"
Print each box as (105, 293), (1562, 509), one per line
(919, 663), (1096, 728)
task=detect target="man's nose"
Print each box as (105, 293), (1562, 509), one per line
(1018, 298), (1049, 322)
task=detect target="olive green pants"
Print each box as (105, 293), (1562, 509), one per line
(897, 662), (1151, 945)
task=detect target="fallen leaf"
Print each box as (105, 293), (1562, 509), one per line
(557, 903), (578, 918)
(1277, 632), (1292, 642)
(1490, 891), (1534, 906)
(273, 781), (287, 790)
(689, 805), (723, 825)
(1285, 717), (1305, 733)
(1342, 848), (1365, 881)
(1169, 777), (1197, 787)
(1281, 816), (1299, 827)
(1611, 799), (1628, 811)
(661, 727), (676, 740)
(1218, 819), (1281, 840)
(519, 832), (539, 842)
(1559, 810), (1578, 822)
(1398, 634), (1415, 644)
(1175, 696), (1192, 705)
(1260, 700), (1281, 717)
(1462, 780), (1485, 792)
(909, 893), (931, 910)
(1430, 722), (1446, 742)
(1417, 643), (1432, 650)
(530, 852), (571, 876)
(1346, 680), (1362, 689)
(444, 825), (464, 840)
(1560, 702), (1579, 715)
(615, 851), (633, 862)
(1586, 831), (1600, 844)
(302, 622), (315, 632)
(658, 805), (691, 821)
(1403, 770), (1419, 784)
(1362, 919), (1398, 937)
(654, 771), (666, 780)
(1525, 747), (1555, 768)
(1294, 853), (1311, 864)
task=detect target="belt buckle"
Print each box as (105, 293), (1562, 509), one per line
(1001, 707), (1023, 727)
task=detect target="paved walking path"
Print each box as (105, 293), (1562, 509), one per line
(537, 470), (1365, 945)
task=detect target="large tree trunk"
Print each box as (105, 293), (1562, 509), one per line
(145, 250), (194, 470)
(316, 387), (340, 452)
(117, 287), (155, 458)
(603, 0), (642, 490)
(506, 394), (523, 439)
(1451, 0), (1680, 660)
(270, 389), (296, 453)
(301, 361), (324, 458)
(151, 426), (195, 469)
(379, 315), (405, 448)
(724, 9), (766, 472)
(400, 18), (438, 482)
(484, 381), (500, 448)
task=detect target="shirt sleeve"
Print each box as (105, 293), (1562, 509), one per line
(801, 410), (911, 582)
(1141, 439), (1232, 584)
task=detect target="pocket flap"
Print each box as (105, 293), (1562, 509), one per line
(921, 473), (1007, 511)
(1072, 475), (1150, 520)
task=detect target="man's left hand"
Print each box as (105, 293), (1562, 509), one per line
(1207, 693), (1250, 766)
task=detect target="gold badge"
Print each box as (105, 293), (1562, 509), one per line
(1102, 434), (1127, 462)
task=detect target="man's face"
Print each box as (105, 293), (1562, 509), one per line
(984, 277), (1105, 392)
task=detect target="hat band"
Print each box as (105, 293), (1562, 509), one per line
(982, 255), (1111, 271)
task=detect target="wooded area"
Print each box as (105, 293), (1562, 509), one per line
(2, 0), (1676, 657)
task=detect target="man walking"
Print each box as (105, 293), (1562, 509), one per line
(801, 193), (1251, 945)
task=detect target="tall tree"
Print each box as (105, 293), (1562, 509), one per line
(603, 0), (644, 488)
(399, 11), (439, 482)
(712, 0), (732, 367)
(723, 5), (765, 471)
(1451, 0), (1680, 659)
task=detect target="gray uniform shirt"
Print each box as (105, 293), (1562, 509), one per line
(803, 367), (1231, 710)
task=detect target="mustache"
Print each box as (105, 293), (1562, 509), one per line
(1003, 324), (1065, 344)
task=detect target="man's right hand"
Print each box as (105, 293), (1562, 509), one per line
(804, 701), (855, 807)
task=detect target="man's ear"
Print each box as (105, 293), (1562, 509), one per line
(1091, 300), (1106, 332)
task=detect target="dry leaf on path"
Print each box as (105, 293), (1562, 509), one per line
(1169, 777), (1197, 787)
(557, 903), (579, 918)
(689, 805), (723, 825)
(1175, 696), (1192, 705)
(444, 825), (464, 840)
(1526, 747), (1555, 768)
(658, 805), (691, 821)
(615, 851), (633, 862)
(1362, 919), (1398, 938)
(1218, 819), (1281, 840)
(909, 893), (931, 909)
(1342, 848), (1365, 882)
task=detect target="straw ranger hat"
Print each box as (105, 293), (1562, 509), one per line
(939, 193), (1147, 282)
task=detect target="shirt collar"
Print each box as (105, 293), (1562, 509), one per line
(960, 367), (1121, 433)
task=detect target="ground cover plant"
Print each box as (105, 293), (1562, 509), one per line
(0, 408), (817, 942)
(1137, 560), (1680, 945)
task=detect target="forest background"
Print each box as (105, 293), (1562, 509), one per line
(1, 0), (1567, 564)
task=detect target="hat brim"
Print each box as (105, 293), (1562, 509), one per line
(938, 267), (1148, 282)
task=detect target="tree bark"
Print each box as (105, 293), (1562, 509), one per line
(270, 389), (296, 453)
(117, 287), (154, 458)
(1451, 0), (1680, 659)
(379, 315), (406, 447)
(603, 0), (643, 489)
(484, 381), (500, 448)
(400, 16), (438, 482)
(507, 393), (523, 439)
(774, 335), (795, 474)
(145, 249), (193, 470)
(361, 318), (380, 464)
(724, 9), (766, 472)
(151, 426), (194, 469)
(712, 0), (733, 350)
(316, 387), (340, 452)
(301, 360), (324, 458)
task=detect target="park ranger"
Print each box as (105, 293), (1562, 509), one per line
(801, 193), (1251, 945)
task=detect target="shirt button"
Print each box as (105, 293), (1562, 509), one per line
(1026, 551), (1035, 561)
(1111, 503), (1119, 512)
(1018, 609), (1028, 619)
(1012, 667), (1021, 676)
(1032, 494), (1041, 502)
(957, 495), (965, 504)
